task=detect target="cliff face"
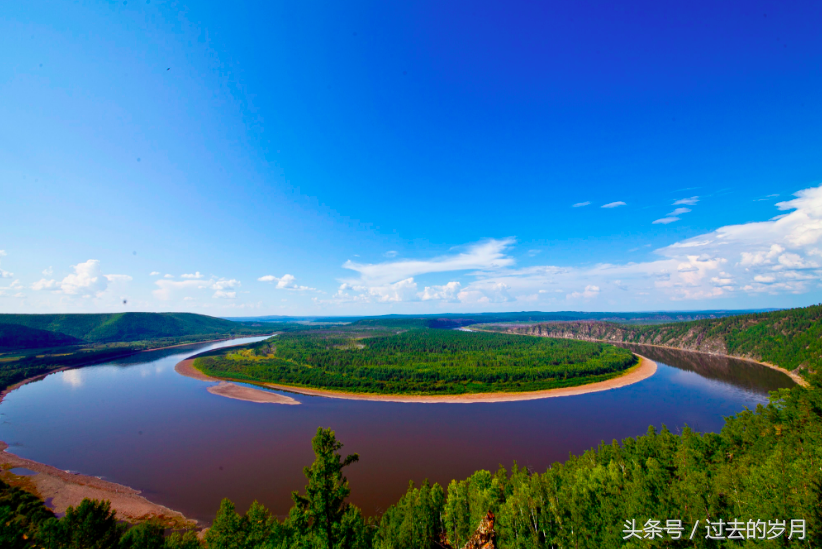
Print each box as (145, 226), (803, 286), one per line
(506, 321), (729, 356)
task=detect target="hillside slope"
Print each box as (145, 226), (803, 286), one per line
(493, 304), (822, 375)
(0, 323), (83, 350)
(0, 312), (271, 343)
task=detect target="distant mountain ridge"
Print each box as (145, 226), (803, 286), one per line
(0, 312), (271, 345)
(227, 309), (777, 326)
(491, 304), (822, 375)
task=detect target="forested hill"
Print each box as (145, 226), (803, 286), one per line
(0, 312), (272, 344)
(490, 304), (822, 376)
(0, 323), (83, 350)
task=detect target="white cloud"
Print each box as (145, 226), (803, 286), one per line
(572, 201), (590, 208)
(343, 238), (514, 287)
(153, 276), (240, 300)
(673, 196), (699, 206)
(653, 217), (680, 224)
(384, 251), (398, 258)
(31, 279), (57, 290)
(258, 274), (315, 291)
(43, 266), (53, 276)
(0, 279), (23, 296)
(164, 274), (174, 278)
(60, 260), (108, 296)
(0, 251), (11, 278)
(567, 285), (600, 299)
(602, 202), (626, 209)
(150, 271), (160, 276)
(181, 272), (204, 279)
(105, 274), (133, 282)
(420, 281), (461, 301)
(668, 208), (691, 216)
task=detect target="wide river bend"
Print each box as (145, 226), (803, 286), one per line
(0, 337), (794, 524)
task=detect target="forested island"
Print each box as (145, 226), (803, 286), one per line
(191, 325), (638, 395)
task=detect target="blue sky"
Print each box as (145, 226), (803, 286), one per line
(2, 0), (822, 315)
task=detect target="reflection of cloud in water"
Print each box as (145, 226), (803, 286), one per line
(62, 370), (83, 388)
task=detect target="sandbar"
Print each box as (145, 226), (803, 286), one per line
(175, 358), (300, 405)
(250, 355), (657, 404)
(0, 442), (195, 528)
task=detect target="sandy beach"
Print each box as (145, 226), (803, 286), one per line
(175, 358), (300, 405)
(176, 354), (657, 404)
(0, 442), (195, 528)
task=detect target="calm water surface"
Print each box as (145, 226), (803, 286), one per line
(0, 337), (794, 524)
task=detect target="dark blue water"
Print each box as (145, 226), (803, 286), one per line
(0, 338), (793, 524)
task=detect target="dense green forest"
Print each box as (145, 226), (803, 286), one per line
(0, 323), (83, 351)
(0, 313), (272, 345)
(193, 327), (637, 395)
(489, 303), (822, 377)
(4, 373), (822, 548)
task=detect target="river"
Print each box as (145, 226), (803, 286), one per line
(0, 337), (794, 524)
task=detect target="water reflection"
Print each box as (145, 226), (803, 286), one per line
(615, 343), (793, 396)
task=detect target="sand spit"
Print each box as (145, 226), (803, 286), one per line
(207, 381), (300, 405)
(0, 442), (195, 528)
(254, 355), (657, 404)
(175, 359), (300, 405)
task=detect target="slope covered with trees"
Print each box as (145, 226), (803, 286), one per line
(0, 323), (83, 351)
(0, 312), (272, 344)
(193, 327), (637, 395)
(489, 304), (822, 376)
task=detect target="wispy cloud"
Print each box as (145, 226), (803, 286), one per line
(572, 201), (590, 208)
(755, 194), (780, 201)
(384, 251), (398, 258)
(343, 238), (515, 286)
(673, 196), (699, 206)
(668, 208), (691, 216)
(258, 274), (316, 291)
(150, 271), (160, 276)
(153, 276), (241, 300)
(652, 217), (679, 225)
(181, 272), (204, 279)
(601, 201), (626, 209)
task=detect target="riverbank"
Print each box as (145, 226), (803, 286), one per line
(175, 358), (300, 405)
(180, 355), (657, 404)
(0, 442), (195, 528)
(475, 326), (810, 389)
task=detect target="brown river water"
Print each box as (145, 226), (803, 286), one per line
(0, 337), (794, 524)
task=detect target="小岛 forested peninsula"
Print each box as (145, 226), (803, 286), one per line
(192, 323), (639, 396)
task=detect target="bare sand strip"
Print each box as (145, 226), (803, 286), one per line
(0, 442), (195, 528)
(208, 381), (300, 405)
(253, 356), (657, 404)
(175, 359), (300, 405)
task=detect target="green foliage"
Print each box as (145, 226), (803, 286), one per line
(0, 477), (55, 548)
(119, 520), (166, 549)
(196, 328), (637, 395)
(39, 499), (124, 549)
(373, 480), (444, 549)
(0, 313), (272, 344)
(505, 304), (822, 375)
(0, 323), (83, 351)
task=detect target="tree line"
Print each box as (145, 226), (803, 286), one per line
(193, 328), (637, 395)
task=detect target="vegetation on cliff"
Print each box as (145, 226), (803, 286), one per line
(193, 327), (637, 395)
(485, 303), (822, 377)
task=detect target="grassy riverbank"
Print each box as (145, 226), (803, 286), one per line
(192, 326), (637, 395)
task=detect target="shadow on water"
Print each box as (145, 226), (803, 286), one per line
(615, 343), (795, 395)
